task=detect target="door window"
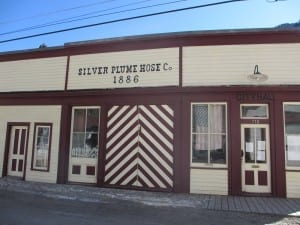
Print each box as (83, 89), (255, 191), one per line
(244, 127), (267, 164)
(241, 124), (271, 193)
(69, 106), (100, 183)
(71, 108), (100, 159)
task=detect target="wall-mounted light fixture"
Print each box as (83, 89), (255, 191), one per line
(247, 65), (268, 82)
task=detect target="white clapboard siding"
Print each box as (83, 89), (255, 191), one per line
(0, 106), (61, 183)
(286, 171), (300, 198)
(0, 57), (67, 92)
(190, 169), (228, 195)
(68, 48), (179, 90)
(183, 44), (300, 86)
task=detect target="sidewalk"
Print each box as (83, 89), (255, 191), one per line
(0, 177), (299, 217)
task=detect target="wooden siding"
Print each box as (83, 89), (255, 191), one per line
(286, 171), (300, 198)
(190, 169), (228, 195)
(183, 44), (300, 86)
(0, 106), (61, 183)
(68, 48), (179, 90)
(0, 57), (67, 92)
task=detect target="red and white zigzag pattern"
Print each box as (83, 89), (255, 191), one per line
(104, 104), (174, 190)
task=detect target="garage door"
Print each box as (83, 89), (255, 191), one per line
(104, 104), (174, 191)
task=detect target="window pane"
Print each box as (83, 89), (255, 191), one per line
(86, 108), (99, 132)
(192, 134), (208, 163)
(241, 105), (268, 118)
(210, 105), (226, 133)
(244, 128), (255, 163)
(210, 134), (226, 164)
(38, 127), (49, 137)
(192, 105), (208, 133)
(285, 105), (300, 134)
(286, 135), (300, 166)
(71, 133), (85, 157)
(34, 126), (50, 169)
(73, 109), (86, 132)
(85, 132), (98, 158)
(256, 128), (266, 163)
(284, 105), (300, 167)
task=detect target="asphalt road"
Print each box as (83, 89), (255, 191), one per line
(0, 190), (299, 225)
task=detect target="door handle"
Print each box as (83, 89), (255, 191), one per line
(241, 150), (244, 158)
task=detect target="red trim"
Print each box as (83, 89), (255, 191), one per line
(64, 56), (70, 91)
(11, 159), (17, 171)
(1, 29), (299, 62)
(86, 166), (95, 175)
(57, 105), (72, 184)
(258, 171), (268, 186)
(245, 171), (254, 185)
(97, 104), (108, 186)
(179, 47), (182, 87)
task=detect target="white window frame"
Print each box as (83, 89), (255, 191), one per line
(190, 102), (228, 168)
(283, 102), (300, 170)
(240, 104), (269, 119)
(70, 106), (101, 159)
(32, 123), (52, 171)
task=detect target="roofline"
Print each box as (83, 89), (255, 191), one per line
(0, 27), (299, 60)
(64, 27), (300, 47)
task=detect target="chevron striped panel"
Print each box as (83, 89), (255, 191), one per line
(104, 104), (174, 191)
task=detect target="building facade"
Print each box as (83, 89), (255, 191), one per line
(1, 29), (300, 198)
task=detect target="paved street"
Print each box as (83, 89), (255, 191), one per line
(0, 190), (299, 225)
(0, 178), (299, 225)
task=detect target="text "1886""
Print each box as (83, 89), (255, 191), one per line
(113, 75), (140, 84)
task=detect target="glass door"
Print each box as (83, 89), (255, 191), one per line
(68, 107), (100, 183)
(241, 124), (271, 193)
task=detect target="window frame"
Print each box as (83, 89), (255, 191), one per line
(190, 102), (228, 168)
(283, 102), (300, 170)
(70, 106), (101, 160)
(31, 123), (52, 172)
(240, 104), (269, 119)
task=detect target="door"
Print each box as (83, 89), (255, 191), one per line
(241, 124), (271, 193)
(68, 107), (100, 183)
(7, 126), (28, 177)
(104, 104), (174, 191)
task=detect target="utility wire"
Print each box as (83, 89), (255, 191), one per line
(0, 0), (117, 25)
(0, 0), (160, 36)
(0, 0), (248, 44)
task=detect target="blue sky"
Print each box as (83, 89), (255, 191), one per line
(0, 0), (299, 52)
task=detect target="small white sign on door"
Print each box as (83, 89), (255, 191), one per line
(246, 142), (254, 152)
(257, 150), (266, 161)
(257, 141), (266, 151)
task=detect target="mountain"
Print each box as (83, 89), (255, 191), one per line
(276, 20), (300, 29)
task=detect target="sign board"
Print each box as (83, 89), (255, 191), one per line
(67, 48), (179, 90)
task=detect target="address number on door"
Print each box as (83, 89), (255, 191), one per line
(252, 120), (260, 124)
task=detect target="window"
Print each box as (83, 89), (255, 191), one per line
(32, 123), (52, 171)
(191, 103), (227, 166)
(284, 103), (300, 168)
(241, 104), (268, 119)
(71, 107), (100, 159)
